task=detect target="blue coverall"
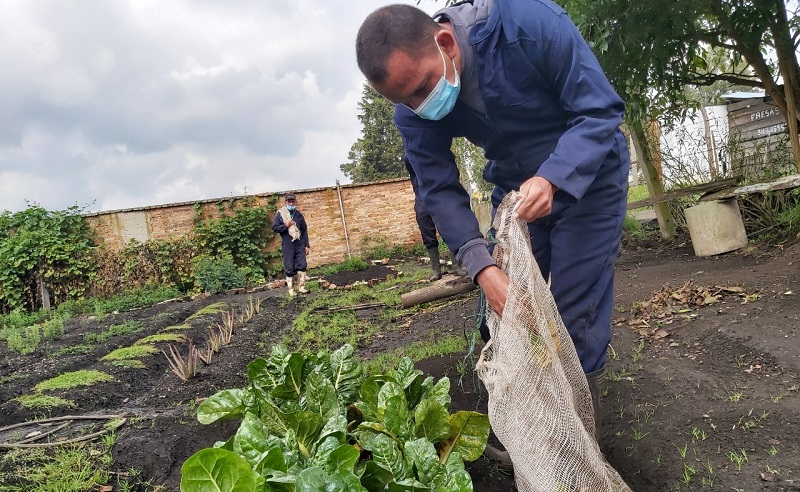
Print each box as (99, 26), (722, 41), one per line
(406, 158), (440, 250)
(272, 210), (310, 277)
(396, 0), (630, 373)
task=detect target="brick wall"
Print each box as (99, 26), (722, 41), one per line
(85, 179), (420, 268)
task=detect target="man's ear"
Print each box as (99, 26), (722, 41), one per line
(435, 29), (459, 60)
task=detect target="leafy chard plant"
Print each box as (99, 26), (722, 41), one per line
(180, 344), (490, 492)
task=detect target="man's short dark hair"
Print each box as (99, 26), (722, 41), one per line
(356, 4), (442, 84)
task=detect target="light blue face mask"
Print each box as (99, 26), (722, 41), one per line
(412, 39), (460, 121)
(286, 205), (296, 212)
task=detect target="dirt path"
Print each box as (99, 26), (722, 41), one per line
(603, 242), (800, 491)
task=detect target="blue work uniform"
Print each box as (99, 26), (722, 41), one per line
(406, 157), (439, 250)
(396, 0), (630, 373)
(272, 210), (310, 277)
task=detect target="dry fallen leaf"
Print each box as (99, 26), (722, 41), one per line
(654, 329), (670, 339)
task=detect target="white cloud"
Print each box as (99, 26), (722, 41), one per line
(0, 0), (441, 213)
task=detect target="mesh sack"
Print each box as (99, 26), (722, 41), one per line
(476, 192), (631, 492)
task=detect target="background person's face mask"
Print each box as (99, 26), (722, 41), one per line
(287, 204), (296, 211)
(411, 39), (460, 120)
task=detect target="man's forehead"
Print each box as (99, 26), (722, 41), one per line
(375, 50), (424, 101)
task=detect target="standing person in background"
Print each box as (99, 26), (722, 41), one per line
(272, 193), (310, 296)
(405, 156), (467, 281)
(355, 0), (630, 439)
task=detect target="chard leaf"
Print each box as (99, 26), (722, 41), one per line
(413, 399), (451, 443)
(320, 414), (348, 442)
(329, 344), (363, 404)
(422, 378), (451, 410)
(387, 479), (430, 491)
(260, 399), (291, 438)
(356, 376), (390, 422)
(403, 438), (443, 485)
(304, 370), (340, 422)
(255, 446), (287, 476)
(372, 433), (411, 481)
(355, 422), (393, 451)
(439, 411), (490, 463)
(233, 413), (282, 467)
(377, 382), (405, 422)
(213, 436), (234, 451)
(438, 452), (472, 492)
(197, 388), (247, 424)
(404, 375), (426, 410)
(288, 411), (324, 460)
(180, 448), (256, 492)
(295, 467), (367, 492)
(313, 436), (342, 466)
(263, 470), (297, 492)
(394, 357), (423, 389)
(384, 394), (411, 439)
(272, 353), (308, 400)
(247, 357), (278, 398)
(326, 444), (360, 473)
(360, 461), (394, 492)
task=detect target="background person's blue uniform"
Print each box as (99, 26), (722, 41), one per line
(395, 0), (630, 373)
(272, 210), (309, 277)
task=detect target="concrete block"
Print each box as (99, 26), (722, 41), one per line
(685, 199), (748, 257)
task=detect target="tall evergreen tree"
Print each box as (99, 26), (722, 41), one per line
(341, 84), (405, 183)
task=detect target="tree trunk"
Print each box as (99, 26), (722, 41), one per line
(770, 0), (800, 171)
(699, 106), (719, 179)
(630, 119), (676, 239)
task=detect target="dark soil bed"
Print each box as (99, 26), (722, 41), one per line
(1, 238), (799, 491)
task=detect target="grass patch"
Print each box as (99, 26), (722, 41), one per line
(110, 359), (147, 369)
(101, 345), (159, 361)
(5, 325), (40, 355)
(56, 284), (181, 318)
(289, 267), (429, 353)
(84, 320), (143, 344)
(363, 334), (468, 375)
(34, 370), (115, 392)
(0, 434), (115, 491)
(187, 302), (228, 319)
(628, 184), (651, 206)
(162, 323), (191, 331)
(313, 256), (370, 277)
(51, 344), (95, 356)
(134, 333), (188, 345)
(13, 393), (77, 410)
(0, 373), (29, 385)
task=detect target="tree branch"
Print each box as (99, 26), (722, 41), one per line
(683, 72), (764, 88)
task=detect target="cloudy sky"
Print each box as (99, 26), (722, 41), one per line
(0, 0), (439, 213)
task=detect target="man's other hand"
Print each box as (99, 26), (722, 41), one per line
(516, 176), (555, 222)
(476, 266), (509, 317)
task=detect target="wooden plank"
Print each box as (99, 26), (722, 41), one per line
(730, 102), (782, 127)
(400, 276), (476, 308)
(699, 174), (800, 201)
(627, 177), (740, 208)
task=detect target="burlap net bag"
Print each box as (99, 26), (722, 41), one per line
(476, 192), (631, 492)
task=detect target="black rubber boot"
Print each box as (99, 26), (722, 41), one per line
(427, 247), (442, 281)
(483, 443), (513, 471)
(451, 260), (467, 276)
(586, 368), (605, 439)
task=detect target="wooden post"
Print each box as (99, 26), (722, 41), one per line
(38, 276), (51, 311)
(630, 120), (676, 239)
